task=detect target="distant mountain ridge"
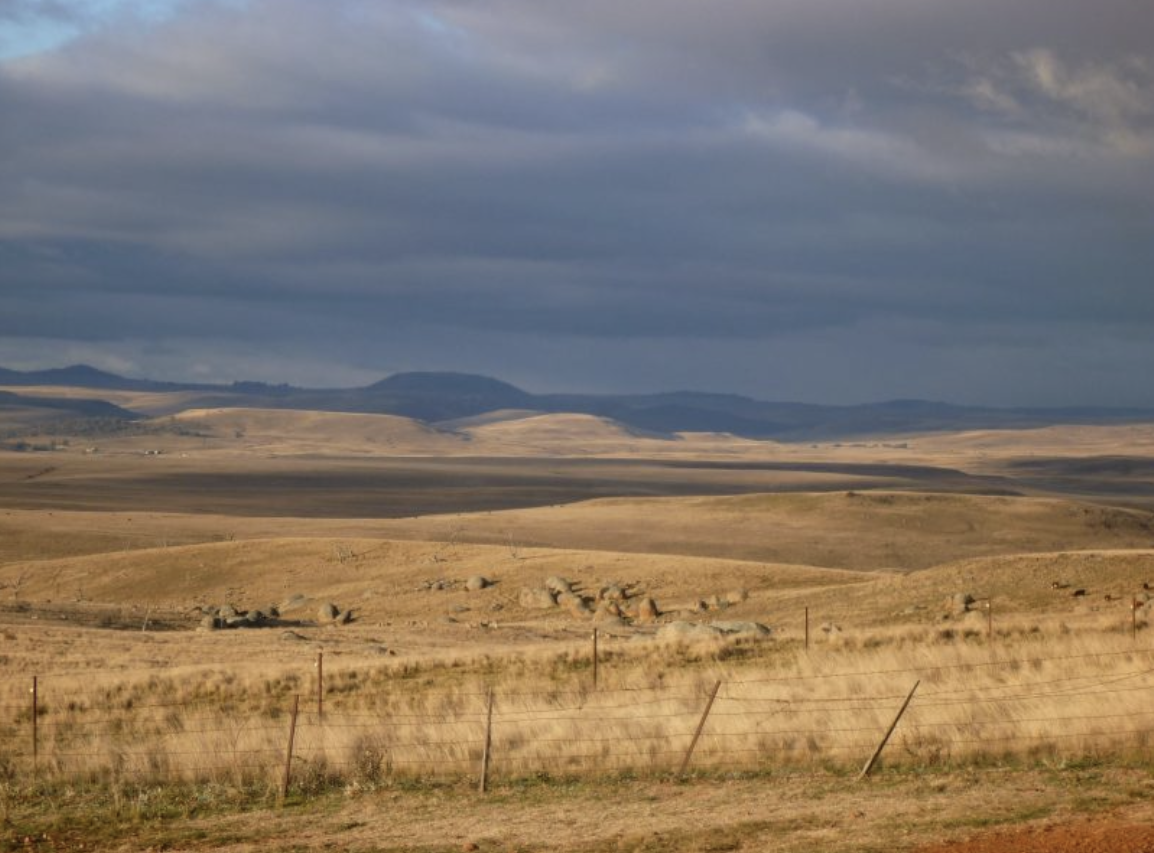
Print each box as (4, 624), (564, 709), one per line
(2, 364), (1154, 440)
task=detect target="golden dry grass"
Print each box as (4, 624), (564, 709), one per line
(6, 401), (1154, 849)
(4, 626), (1154, 793)
(366, 491), (1154, 571)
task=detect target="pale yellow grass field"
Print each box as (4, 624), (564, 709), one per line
(6, 403), (1154, 847)
(368, 491), (1154, 571)
(4, 625), (1154, 791)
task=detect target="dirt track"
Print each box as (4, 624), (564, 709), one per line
(921, 817), (1154, 853)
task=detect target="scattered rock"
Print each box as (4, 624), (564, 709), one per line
(465, 575), (490, 592)
(280, 594), (308, 613)
(705, 594), (728, 612)
(665, 599), (706, 615)
(198, 615), (219, 631)
(280, 630), (307, 642)
(725, 589), (749, 605)
(599, 584), (626, 603)
(558, 592), (592, 616)
(545, 576), (574, 595)
(821, 622), (842, 635)
(636, 597), (660, 623)
(947, 592), (975, 615)
(318, 602), (340, 622)
(519, 587), (557, 609)
(217, 604), (239, 619)
(595, 600), (623, 619)
(656, 621), (720, 641)
(335, 609), (353, 625)
(710, 620), (772, 637)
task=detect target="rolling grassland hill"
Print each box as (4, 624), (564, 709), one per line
(368, 491), (1154, 571)
(169, 407), (467, 455)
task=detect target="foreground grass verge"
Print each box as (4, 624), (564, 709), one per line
(6, 628), (1154, 788)
(5, 764), (1154, 852)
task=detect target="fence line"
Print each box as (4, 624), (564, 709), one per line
(6, 650), (1154, 794)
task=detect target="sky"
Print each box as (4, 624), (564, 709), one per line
(0, 0), (1152, 405)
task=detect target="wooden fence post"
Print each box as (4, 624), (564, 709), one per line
(592, 628), (599, 690)
(678, 680), (722, 777)
(316, 651), (324, 721)
(282, 695), (300, 801)
(31, 676), (38, 773)
(479, 689), (494, 794)
(858, 680), (919, 780)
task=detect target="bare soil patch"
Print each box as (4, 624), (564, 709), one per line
(919, 813), (1154, 853)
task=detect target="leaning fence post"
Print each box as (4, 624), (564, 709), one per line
(678, 680), (722, 777)
(479, 688), (494, 794)
(281, 695), (300, 802)
(858, 680), (920, 780)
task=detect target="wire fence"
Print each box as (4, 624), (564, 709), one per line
(4, 647), (1154, 794)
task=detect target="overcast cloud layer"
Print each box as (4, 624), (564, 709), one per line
(1, 0), (1152, 404)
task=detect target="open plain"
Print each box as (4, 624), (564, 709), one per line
(4, 393), (1154, 852)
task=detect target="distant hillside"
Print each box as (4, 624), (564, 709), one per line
(4, 364), (1154, 440)
(0, 390), (141, 438)
(0, 390), (138, 420)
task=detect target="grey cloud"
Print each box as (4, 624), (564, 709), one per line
(0, 0), (1152, 403)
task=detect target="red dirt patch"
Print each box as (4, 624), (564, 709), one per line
(920, 819), (1154, 853)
